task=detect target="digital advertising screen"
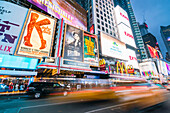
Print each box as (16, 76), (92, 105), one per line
(147, 45), (159, 59)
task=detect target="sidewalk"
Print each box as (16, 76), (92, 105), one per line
(0, 91), (27, 100)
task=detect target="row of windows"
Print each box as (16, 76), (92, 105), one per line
(97, 25), (116, 36)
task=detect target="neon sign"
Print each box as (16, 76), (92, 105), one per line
(116, 61), (127, 74)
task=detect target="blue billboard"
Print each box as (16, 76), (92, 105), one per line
(0, 54), (38, 70)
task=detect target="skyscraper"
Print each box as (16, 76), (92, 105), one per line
(114, 0), (148, 61)
(160, 25), (170, 60)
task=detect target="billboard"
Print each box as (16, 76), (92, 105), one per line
(27, 0), (87, 30)
(0, 54), (38, 70)
(118, 24), (136, 48)
(0, 1), (28, 55)
(114, 5), (131, 27)
(139, 61), (159, 77)
(100, 32), (127, 60)
(147, 45), (159, 59)
(63, 24), (83, 62)
(166, 63), (170, 75)
(160, 60), (168, 76)
(84, 32), (99, 66)
(126, 48), (139, 69)
(15, 10), (56, 58)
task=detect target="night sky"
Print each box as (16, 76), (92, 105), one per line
(131, 0), (170, 41)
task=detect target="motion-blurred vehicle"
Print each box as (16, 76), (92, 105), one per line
(26, 82), (69, 99)
(109, 75), (169, 111)
(162, 83), (170, 90)
(0, 84), (11, 92)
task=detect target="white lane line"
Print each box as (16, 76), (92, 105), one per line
(17, 100), (82, 113)
(85, 101), (137, 113)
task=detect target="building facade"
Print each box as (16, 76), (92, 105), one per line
(160, 25), (170, 60)
(114, 0), (148, 61)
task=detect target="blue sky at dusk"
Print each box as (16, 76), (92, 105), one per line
(131, 0), (170, 41)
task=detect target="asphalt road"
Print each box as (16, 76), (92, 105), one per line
(0, 93), (170, 113)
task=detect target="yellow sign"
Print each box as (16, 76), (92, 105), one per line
(85, 37), (95, 56)
(99, 59), (106, 66)
(52, 69), (58, 75)
(116, 61), (127, 74)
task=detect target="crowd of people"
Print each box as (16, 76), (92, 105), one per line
(0, 78), (29, 92)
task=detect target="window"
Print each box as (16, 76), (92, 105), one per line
(105, 23), (108, 27)
(110, 31), (112, 35)
(105, 18), (107, 22)
(108, 20), (110, 24)
(100, 11), (103, 15)
(108, 16), (110, 19)
(101, 21), (104, 25)
(109, 25), (111, 29)
(96, 8), (99, 12)
(103, 5), (105, 8)
(107, 11), (109, 14)
(106, 29), (108, 33)
(112, 22), (114, 26)
(104, 13), (106, 17)
(97, 19), (100, 23)
(101, 16), (103, 20)
(98, 25), (100, 29)
(102, 27), (105, 31)
(97, 14), (99, 17)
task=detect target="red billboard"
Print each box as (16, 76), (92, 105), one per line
(147, 45), (159, 59)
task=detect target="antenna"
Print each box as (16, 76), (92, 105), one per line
(143, 10), (146, 23)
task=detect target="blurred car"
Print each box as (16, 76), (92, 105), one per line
(26, 82), (69, 99)
(162, 83), (170, 90)
(110, 80), (168, 111)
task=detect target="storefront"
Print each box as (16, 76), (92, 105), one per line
(0, 54), (38, 93)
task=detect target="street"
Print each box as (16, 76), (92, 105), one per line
(0, 93), (170, 113)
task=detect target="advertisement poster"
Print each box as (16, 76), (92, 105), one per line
(118, 24), (136, 48)
(16, 10), (56, 57)
(114, 5), (131, 27)
(139, 61), (159, 77)
(166, 63), (170, 75)
(126, 48), (139, 69)
(84, 32), (98, 66)
(0, 1), (28, 55)
(100, 32), (127, 60)
(147, 45), (159, 59)
(160, 61), (168, 76)
(63, 24), (83, 62)
(27, 0), (87, 30)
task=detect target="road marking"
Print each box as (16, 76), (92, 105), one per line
(17, 100), (82, 113)
(85, 101), (137, 113)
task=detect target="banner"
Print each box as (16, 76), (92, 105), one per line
(84, 32), (99, 66)
(27, 0), (87, 30)
(118, 24), (136, 48)
(63, 24), (83, 62)
(147, 45), (159, 59)
(0, 1), (28, 55)
(16, 10), (56, 57)
(100, 32), (127, 60)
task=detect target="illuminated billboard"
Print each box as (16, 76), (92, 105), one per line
(126, 48), (139, 69)
(0, 1), (28, 55)
(118, 24), (136, 48)
(147, 45), (159, 59)
(100, 32), (127, 60)
(27, 0), (87, 30)
(84, 32), (99, 66)
(15, 10), (56, 58)
(0, 54), (38, 70)
(63, 24), (83, 62)
(114, 5), (131, 27)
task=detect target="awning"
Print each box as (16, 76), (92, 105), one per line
(0, 70), (37, 76)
